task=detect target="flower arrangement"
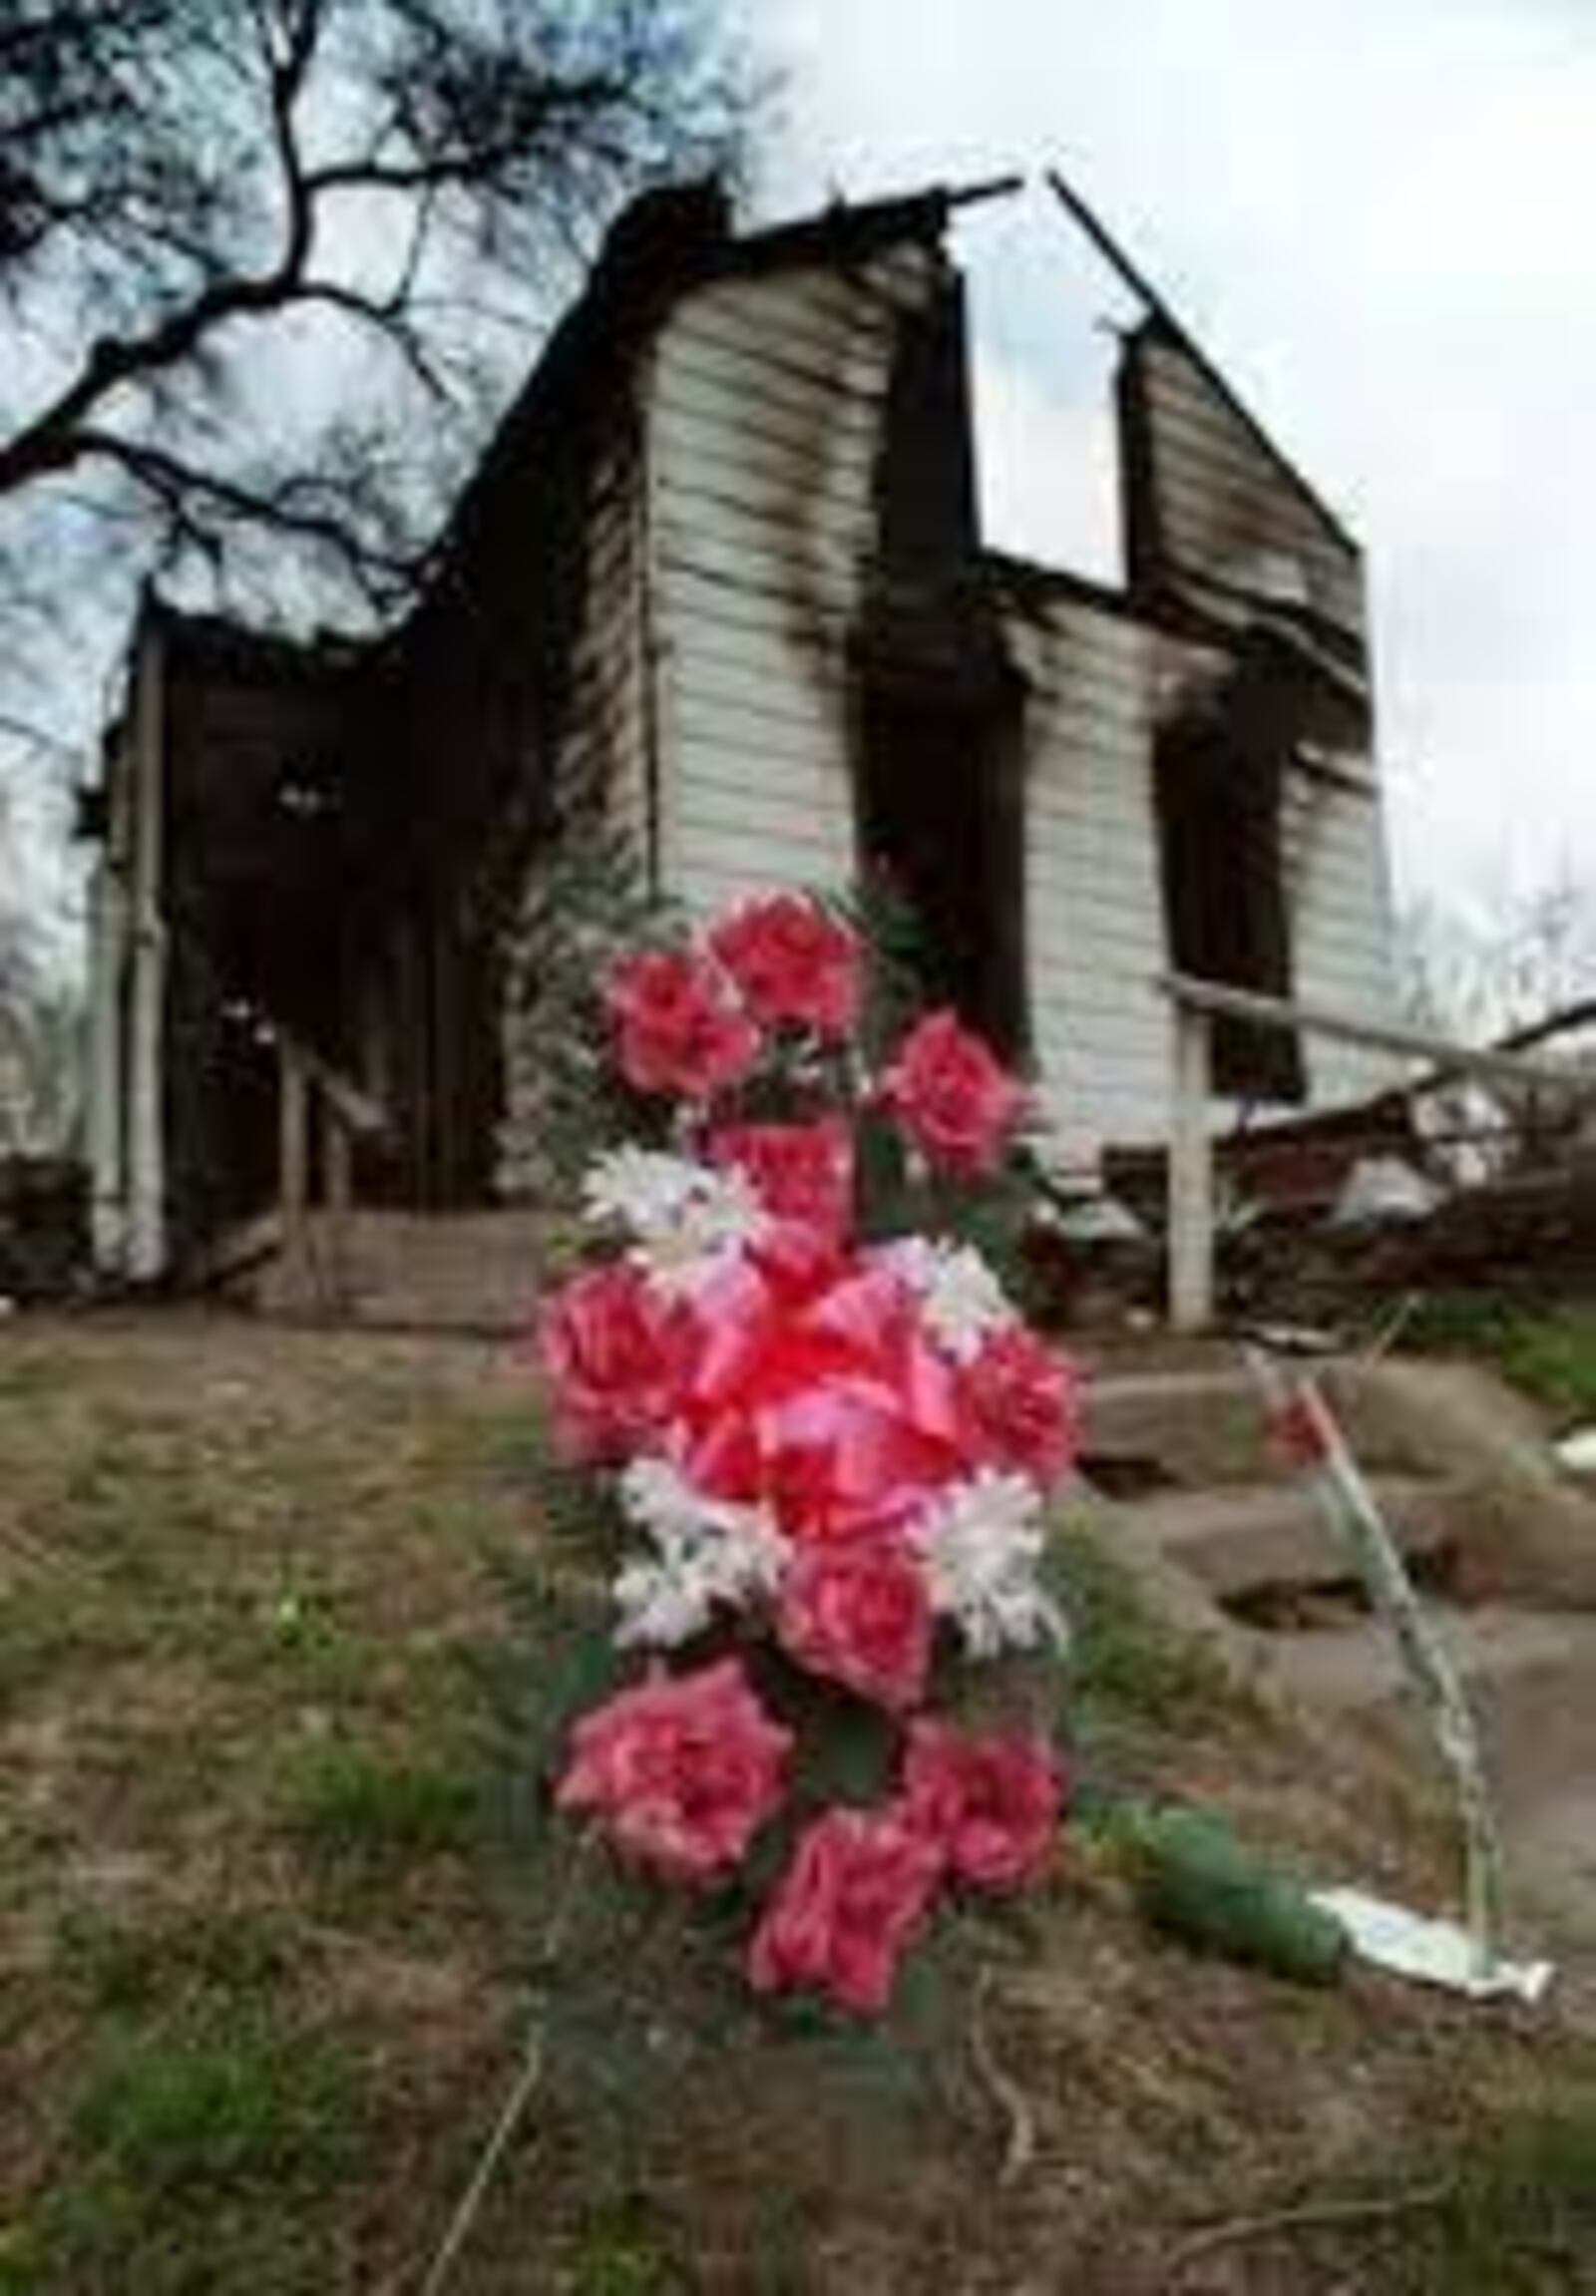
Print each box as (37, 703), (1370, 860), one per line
(532, 891), (1080, 2016)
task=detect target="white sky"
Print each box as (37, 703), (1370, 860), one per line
(757, 0), (1596, 915)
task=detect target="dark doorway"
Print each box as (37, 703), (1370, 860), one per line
(1154, 656), (1305, 1102)
(856, 653), (1027, 1058)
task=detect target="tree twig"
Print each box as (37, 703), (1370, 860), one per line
(408, 1827), (595, 2296)
(1162, 2179), (1453, 2283)
(969, 1963), (1036, 2187)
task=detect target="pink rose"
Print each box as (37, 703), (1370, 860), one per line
(557, 1658), (791, 1884)
(879, 1010), (1027, 1177)
(708, 895), (861, 1040)
(538, 1262), (699, 1462)
(903, 1721), (1063, 1890)
(777, 1538), (933, 1712)
(709, 1118), (854, 1245)
(605, 948), (760, 1100)
(747, 1806), (943, 2013)
(677, 1258), (968, 1546)
(962, 1326), (1079, 1490)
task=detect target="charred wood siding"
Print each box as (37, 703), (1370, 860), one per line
(998, 574), (1398, 1152)
(1119, 322), (1365, 641)
(1106, 315), (1398, 1122)
(646, 245), (947, 913)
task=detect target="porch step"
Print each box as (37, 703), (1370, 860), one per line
(1259, 1604), (1596, 1803)
(1081, 1360), (1433, 1493)
(1123, 1473), (1459, 1604)
(239, 1209), (551, 1334)
(1081, 1366), (1273, 1491)
(1087, 1349), (1596, 1933)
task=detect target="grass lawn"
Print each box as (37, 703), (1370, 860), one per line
(1, 1312), (1592, 2293)
(1406, 1294), (1596, 1429)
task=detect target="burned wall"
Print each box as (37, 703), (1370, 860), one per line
(643, 228), (950, 913)
(1112, 314), (1399, 1120)
(643, 202), (1028, 1050)
(1117, 317), (1365, 646)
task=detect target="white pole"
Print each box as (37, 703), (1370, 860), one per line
(85, 857), (128, 1275)
(1169, 1003), (1214, 1333)
(1248, 1351), (1504, 1980)
(126, 608), (168, 1284)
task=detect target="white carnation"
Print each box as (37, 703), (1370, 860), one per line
(888, 1237), (1013, 1361)
(582, 1147), (767, 1295)
(583, 1147), (710, 1233)
(611, 1459), (789, 1650)
(912, 1470), (1068, 1660)
(611, 1554), (720, 1650)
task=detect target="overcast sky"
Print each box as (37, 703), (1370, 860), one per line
(759, 0), (1596, 919)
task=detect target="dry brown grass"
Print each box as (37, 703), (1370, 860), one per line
(0, 1311), (1591, 2294)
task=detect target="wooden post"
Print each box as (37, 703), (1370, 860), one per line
(1169, 1003), (1214, 1333)
(279, 1038), (309, 1285)
(85, 860), (128, 1276)
(326, 1117), (352, 1219)
(126, 611), (168, 1282)
(323, 1110), (353, 1314)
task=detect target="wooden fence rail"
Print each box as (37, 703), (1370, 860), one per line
(1160, 972), (1596, 1333)
(276, 1030), (388, 1310)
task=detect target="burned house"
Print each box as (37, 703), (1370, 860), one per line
(82, 178), (1397, 1284)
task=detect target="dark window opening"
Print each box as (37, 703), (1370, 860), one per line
(1154, 680), (1304, 1102)
(854, 258), (1028, 1060)
(856, 665), (1027, 1059)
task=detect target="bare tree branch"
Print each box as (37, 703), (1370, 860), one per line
(74, 428), (423, 602)
(0, 0), (756, 766)
(0, 710), (80, 765)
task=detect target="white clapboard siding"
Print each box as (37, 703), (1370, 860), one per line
(652, 402), (879, 498)
(679, 245), (936, 346)
(668, 295), (899, 397)
(1288, 777), (1402, 1103)
(1006, 590), (1172, 1156)
(657, 593), (849, 683)
(656, 328), (892, 438)
(654, 358), (885, 464)
(645, 246), (936, 913)
(655, 522), (870, 619)
(669, 692), (858, 799)
(656, 469), (880, 560)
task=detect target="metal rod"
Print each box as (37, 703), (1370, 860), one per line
(1246, 1351), (1504, 1980)
(942, 172), (1026, 211)
(1044, 167), (1355, 550)
(1044, 168), (1173, 330)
